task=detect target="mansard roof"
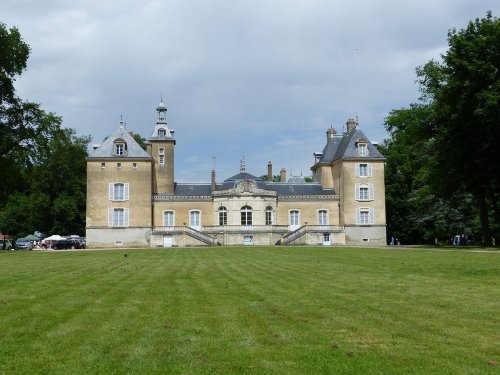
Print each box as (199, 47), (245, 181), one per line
(170, 173), (336, 197)
(90, 125), (151, 158)
(319, 128), (384, 163)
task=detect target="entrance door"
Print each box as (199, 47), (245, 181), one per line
(163, 235), (173, 247)
(289, 210), (300, 231)
(189, 210), (201, 231)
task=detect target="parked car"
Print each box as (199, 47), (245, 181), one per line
(1, 239), (13, 250)
(15, 239), (33, 250)
(78, 237), (86, 249)
(52, 239), (82, 250)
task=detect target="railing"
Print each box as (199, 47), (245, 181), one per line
(281, 225), (344, 245)
(151, 226), (216, 246)
(150, 225), (344, 246)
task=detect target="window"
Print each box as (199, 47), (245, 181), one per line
(241, 206), (252, 226)
(117, 162), (122, 169)
(318, 210), (328, 225)
(289, 210), (300, 226)
(158, 128), (166, 138)
(189, 210), (201, 229)
(265, 206), (273, 225)
(219, 207), (227, 226)
(109, 183), (129, 201)
(164, 211), (174, 227)
(108, 208), (129, 227)
(114, 140), (127, 156)
(356, 208), (374, 225)
(356, 163), (372, 177)
(323, 233), (330, 242)
(355, 183), (374, 201)
(133, 163), (137, 169)
(159, 147), (165, 166)
(101, 162), (106, 169)
(357, 143), (368, 157)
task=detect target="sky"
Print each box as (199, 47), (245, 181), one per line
(1, 0), (498, 182)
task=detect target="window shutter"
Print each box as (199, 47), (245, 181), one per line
(109, 183), (114, 201)
(369, 208), (375, 224)
(124, 183), (129, 201)
(356, 208), (360, 225)
(124, 208), (129, 227)
(355, 164), (360, 177)
(355, 183), (360, 200)
(369, 183), (374, 200)
(108, 208), (113, 227)
(368, 164), (373, 177)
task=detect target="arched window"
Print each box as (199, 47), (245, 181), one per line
(164, 211), (174, 227)
(318, 210), (328, 226)
(241, 205), (252, 226)
(265, 206), (273, 225)
(218, 207), (227, 226)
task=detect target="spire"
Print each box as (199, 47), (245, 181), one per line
(156, 94), (167, 123)
(240, 154), (246, 172)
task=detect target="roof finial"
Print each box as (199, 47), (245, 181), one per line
(240, 154), (246, 172)
(119, 114), (126, 128)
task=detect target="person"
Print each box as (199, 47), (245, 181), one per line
(390, 236), (395, 245)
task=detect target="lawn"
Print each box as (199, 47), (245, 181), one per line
(0, 246), (498, 374)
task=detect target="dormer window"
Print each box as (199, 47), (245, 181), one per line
(357, 142), (368, 157)
(158, 128), (166, 139)
(113, 138), (127, 156)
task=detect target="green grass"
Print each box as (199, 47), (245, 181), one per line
(0, 247), (498, 374)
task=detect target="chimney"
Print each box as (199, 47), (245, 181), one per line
(267, 161), (273, 182)
(346, 118), (357, 132)
(326, 127), (336, 141)
(280, 168), (286, 182)
(211, 170), (216, 191)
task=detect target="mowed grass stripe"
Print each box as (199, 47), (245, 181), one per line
(0, 247), (498, 374)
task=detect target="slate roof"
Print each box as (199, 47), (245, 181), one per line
(171, 174), (336, 197)
(319, 128), (384, 163)
(174, 183), (213, 196)
(90, 125), (151, 158)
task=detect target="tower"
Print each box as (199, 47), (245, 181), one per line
(147, 99), (176, 194)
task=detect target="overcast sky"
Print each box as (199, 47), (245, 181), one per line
(2, 1), (498, 181)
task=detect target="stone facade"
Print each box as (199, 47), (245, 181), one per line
(86, 103), (386, 248)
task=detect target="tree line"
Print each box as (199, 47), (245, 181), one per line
(1, 13), (498, 244)
(0, 22), (90, 238)
(381, 12), (499, 245)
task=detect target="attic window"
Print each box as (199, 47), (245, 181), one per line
(357, 143), (368, 157)
(113, 139), (127, 156)
(158, 128), (166, 138)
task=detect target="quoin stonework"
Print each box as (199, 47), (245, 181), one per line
(86, 101), (386, 247)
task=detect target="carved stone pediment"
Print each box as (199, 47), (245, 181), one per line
(237, 179), (257, 193)
(213, 179), (277, 197)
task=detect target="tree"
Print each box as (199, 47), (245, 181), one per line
(416, 12), (499, 245)
(0, 22), (90, 237)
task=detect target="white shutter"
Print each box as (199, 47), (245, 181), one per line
(355, 183), (360, 200)
(368, 164), (373, 177)
(355, 164), (360, 177)
(369, 183), (374, 200)
(369, 208), (375, 224)
(124, 208), (129, 227)
(109, 183), (114, 201)
(356, 208), (360, 225)
(108, 208), (114, 227)
(124, 183), (129, 201)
